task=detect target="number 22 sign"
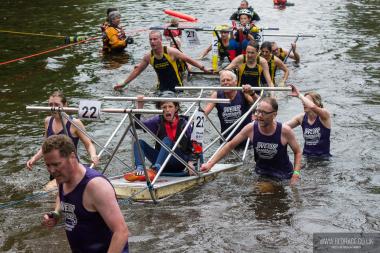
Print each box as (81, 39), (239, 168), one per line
(78, 100), (102, 121)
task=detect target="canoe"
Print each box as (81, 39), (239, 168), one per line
(110, 162), (243, 201)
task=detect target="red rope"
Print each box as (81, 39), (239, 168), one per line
(0, 36), (99, 66)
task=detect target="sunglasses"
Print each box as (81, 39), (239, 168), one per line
(255, 109), (275, 116)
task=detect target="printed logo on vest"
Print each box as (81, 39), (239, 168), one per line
(255, 142), (278, 159)
(61, 201), (78, 231)
(304, 127), (321, 146)
(222, 105), (242, 124)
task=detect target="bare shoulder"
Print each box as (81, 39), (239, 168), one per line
(44, 116), (51, 126)
(281, 123), (295, 137)
(260, 56), (268, 64)
(72, 117), (84, 125)
(143, 53), (151, 62)
(86, 176), (114, 196)
(242, 122), (254, 134)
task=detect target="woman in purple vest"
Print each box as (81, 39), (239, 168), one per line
(287, 85), (331, 157)
(201, 97), (302, 185)
(26, 91), (99, 175)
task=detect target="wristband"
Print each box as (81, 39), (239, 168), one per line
(293, 170), (300, 176)
(47, 210), (61, 219)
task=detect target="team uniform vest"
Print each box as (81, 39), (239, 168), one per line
(155, 115), (192, 156)
(59, 167), (129, 253)
(252, 121), (293, 180)
(260, 54), (276, 85)
(150, 46), (182, 92)
(47, 116), (79, 149)
(218, 39), (239, 61)
(238, 55), (263, 93)
(301, 114), (331, 157)
(216, 91), (251, 139)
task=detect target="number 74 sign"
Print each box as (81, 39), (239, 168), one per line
(78, 100), (102, 121)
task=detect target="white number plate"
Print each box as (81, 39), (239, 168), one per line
(78, 100), (102, 121)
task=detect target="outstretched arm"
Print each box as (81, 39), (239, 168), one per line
(275, 56), (289, 85)
(260, 57), (274, 88)
(170, 48), (210, 72)
(73, 119), (99, 166)
(287, 43), (300, 64)
(114, 54), (150, 90)
(224, 55), (243, 71)
(290, 84), (331, 127)
(285, 113), (303, 129)
(203, 91), (217, 116)
(201, 123), (253, 172)
(27, 117), (50, 170)
(198, 45), (212, 60)
(282, 125), (302, 185)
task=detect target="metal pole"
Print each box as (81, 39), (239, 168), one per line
(26, 106), (163, 114)
(203, 96), (261, 153)
(209, 97), (262, 161)
(102, 97), (231, 103)
(183, 89), (204, 115)
(58, 111), (69, 136)
(203, 113), (242, 160)
(258, 34), (316, 38)
(176, 86), (292, 91)
(127, 113), (157, 203)
(284, 35), (300, 63)
(102, 123), (133, 174)
(60, 113), (130, 168)
(242, 138), (251, 162)
(150, 110), (199, 185)
(132, 115), (197, 176)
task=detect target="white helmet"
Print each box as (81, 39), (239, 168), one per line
(237, 8), (253, 18)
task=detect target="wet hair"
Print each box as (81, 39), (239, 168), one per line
(50, 90), (67, 105)
(106, 8), (118, 22)
(149, 30), (162, 40)
(305, 91), (323, 108)
(42, 135), (76, 157)
(107, 8), (118, 15)
(156, 101), (180, 110)
(155, 91), (180, 111)
(260, 41), (272, 52)
(260, 97), (278, 112)
(219, 69), (237, 81)
(247, 40), (260, 51)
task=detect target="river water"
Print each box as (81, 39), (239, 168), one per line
(0, 0), (379, 252)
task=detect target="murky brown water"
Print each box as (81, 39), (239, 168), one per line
(0, 0), (379, 252)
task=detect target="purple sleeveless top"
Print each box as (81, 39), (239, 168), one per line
(216, 90), (251, 139)
(59, 166), (129, 253)
(301, 114), (331, 157)
(47, 116), (79, 149)
(252, 121), (293, 180)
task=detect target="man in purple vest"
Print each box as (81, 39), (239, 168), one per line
(201, 97), (302, 185)
(41, 135), (129, 253)
(204, 70), (257, 147)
